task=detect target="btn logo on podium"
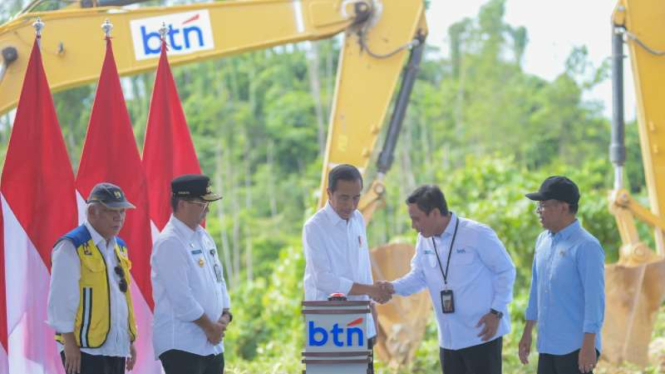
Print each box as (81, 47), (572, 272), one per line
(308, 317), (365, 347)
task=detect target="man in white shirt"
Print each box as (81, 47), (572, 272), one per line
(151, 174), (231, 374)
(385, 184), (516, 374)
(48, 183), (138, 374)
(303, 164), (392, 374)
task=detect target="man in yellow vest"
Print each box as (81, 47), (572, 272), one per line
(48, 183), (138, 374)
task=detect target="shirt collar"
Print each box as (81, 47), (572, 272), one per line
(323, 202), (352, 227)
(437, 212), (458, 240)
(84, 220), (116, 249)
(170, 214), (200, 240)
(549, 219), (580, 239)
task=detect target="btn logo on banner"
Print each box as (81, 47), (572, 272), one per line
(130, 10), (215, 60)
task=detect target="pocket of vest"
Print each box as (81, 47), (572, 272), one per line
(80, 255), (106, 273)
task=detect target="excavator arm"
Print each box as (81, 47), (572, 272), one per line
(0, 0), (367, 113)
(0, 0), (426, 217)
(604, 0), (665, 366)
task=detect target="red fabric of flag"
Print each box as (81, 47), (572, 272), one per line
(75, 38), (153, 308)
(1, 39), (77, 268)
(143, 40), (201, 231)
(1, 38), (77, 374)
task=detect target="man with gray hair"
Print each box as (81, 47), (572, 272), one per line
(48, 182), (138, 374)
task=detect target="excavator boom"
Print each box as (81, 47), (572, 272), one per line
(605, 0), (665, 366)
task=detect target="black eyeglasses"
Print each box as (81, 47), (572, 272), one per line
(114, 266), (128, 293)
(186, 199), (209, 209)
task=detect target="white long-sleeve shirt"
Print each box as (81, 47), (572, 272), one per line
(47, 221), (130, 357)
(151, 215), (231, 358)
(303, 202), (376, 338)
(392, 214), (516, 350)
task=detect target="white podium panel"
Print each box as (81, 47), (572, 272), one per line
(301, 301), (372, 374)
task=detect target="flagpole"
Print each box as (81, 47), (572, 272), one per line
(102, 18), (113, 39)
(159, 22), (168, 44)
(32, 17), (44, 48)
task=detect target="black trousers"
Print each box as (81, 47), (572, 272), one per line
(59, 351), (125, 374)
(159, 349), (225, 374)
(439, 337), (502, 374)
(538, 350), (600, 374)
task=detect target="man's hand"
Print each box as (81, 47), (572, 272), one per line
(518, 329), (532, 364)
(62, 333), (81, 374)
(194, 314), (225, 345)
(367, 283), (392, 304)
(578, 334), (598, 373)
(518, 320), (536, 365)
(126, 343), (137, 371)
(377, 281), (395, 295)
(205, 322), (225, 345)
(218, 313), (231, 336)
(476, 312), (500, 341)
(219, 312), (231, 326)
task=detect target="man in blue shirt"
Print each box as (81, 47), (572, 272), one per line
(519, 176), (605, 374)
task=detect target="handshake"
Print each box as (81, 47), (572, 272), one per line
(367, 281), (395, 304)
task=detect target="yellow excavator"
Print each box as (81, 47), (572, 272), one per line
(5, 0), (664, 369)
(0, 0), (429, 366)
(604, 0), (665, 367)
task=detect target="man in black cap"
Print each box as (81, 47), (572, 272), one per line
(48, 182), (139, 374)
(519, 176), (605, 374)
(151, 174), (231, 374)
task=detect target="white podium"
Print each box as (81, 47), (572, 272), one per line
(301, 300), (372, 374)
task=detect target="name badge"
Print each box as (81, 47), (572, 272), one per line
(214, 264), (223, 283)
(441, 290), (455, 314)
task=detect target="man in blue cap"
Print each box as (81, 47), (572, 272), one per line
(151, 174), (231, 374)
(48, 182), (138, 374)
(519, 176), (605, 374)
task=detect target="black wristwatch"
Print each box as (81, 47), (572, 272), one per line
(222, 310), (233, 323)
(490, 309), (503, 319)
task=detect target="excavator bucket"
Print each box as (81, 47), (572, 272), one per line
(603, 259), (665, 365)
(370, 243), (431, 367)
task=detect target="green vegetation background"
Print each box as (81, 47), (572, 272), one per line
(1, 0), (663, 372)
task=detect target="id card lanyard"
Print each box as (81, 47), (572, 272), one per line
(432, 216), (460, 290)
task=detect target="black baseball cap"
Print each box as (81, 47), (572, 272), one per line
(87, 183), (136, 209)
(526, 176), (580, 205)
(171, 174), (222, 202)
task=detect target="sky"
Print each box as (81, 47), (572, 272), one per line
(424, 0), (636, 120)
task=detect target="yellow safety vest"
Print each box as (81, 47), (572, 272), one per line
(54, 225), (138, 348)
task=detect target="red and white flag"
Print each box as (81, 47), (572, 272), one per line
(75, 37), (160, 374)
(1, 38), (77, 374)
(143, 39), (201, 234)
